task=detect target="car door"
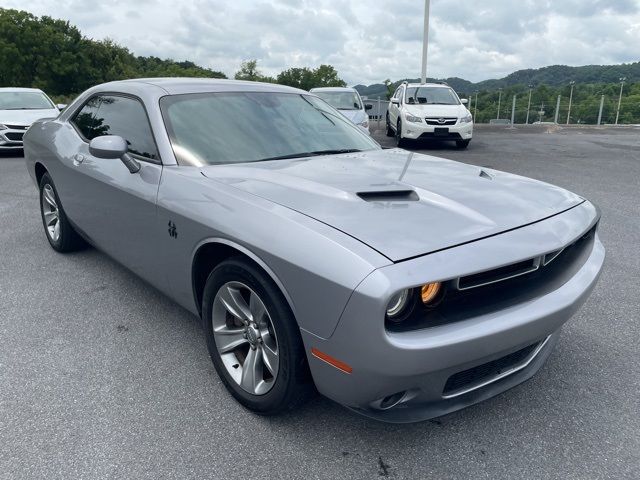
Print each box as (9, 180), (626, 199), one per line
(59, 94), (166, 290)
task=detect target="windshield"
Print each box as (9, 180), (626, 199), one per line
(404, 87), (459, 105)
(0, 91), (54, 110)
(313, 91), (362, 110)
(160, 92), (379, 166)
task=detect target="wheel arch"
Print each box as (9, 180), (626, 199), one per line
(191, 238), (296, 321)
(34, 161), (47, 185)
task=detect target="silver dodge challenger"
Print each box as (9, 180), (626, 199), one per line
(24, 79), (604, 423)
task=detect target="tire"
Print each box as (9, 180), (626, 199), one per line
(386, 113), (394, 137)
(202, 257), (313, 415)
(39, 172), (86, 252)
(396, 120), (407, 148)
(456, 139), (471, 149)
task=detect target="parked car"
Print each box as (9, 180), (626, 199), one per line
(24, 79), (604, 423)
(386, 82), (473, 148)
(310, 86), (371, 133)
(0, 87), (64, 151)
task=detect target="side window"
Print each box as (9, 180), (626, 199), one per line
(397, 87), (404, 104)
(72, 95), (159, 161)
(393, 88), (401, 100)
(71, 97), (104, 139)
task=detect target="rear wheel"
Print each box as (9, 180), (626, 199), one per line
(39, 172), (86, 252)
(202, 258), (313, 415)
(456, 139), (471, 149)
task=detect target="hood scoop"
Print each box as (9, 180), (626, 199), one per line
(356, 189), (419, 202)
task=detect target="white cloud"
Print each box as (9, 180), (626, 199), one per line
(3, 0), (639, 85)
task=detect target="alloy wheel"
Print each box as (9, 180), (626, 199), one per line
(212, 281), (279, 395)
(41, 184), (60, 242)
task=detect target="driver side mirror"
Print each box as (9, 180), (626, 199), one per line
(461, 98), (468, 105)
(89, 135), (140, 174)
(56, 103), (67, 111)
(365, 104), (373, 111)
(391, 98), (400, 105)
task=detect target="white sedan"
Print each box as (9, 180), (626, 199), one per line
(0, 87), (64, 151)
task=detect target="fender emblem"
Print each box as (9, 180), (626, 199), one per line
(168, 221), (178, 239)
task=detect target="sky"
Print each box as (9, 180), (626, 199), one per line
(3, 0), (640, 85)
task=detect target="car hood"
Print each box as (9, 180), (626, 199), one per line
(404, 104), (467, 118)
(0, 108), (59, 126)
(201, 149), (583, 261)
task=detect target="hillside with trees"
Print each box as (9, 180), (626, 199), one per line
(0, 8), (227, 99)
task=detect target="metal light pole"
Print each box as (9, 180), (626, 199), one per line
(525, 84), (533, 124)
(496, 88), (502, 119)
(615, 77), (626, 125)
(474, 90), (479, 119)
(420, 0), (431, 84)
(597, 94), (604, 126)
(566, 80), (575, 125)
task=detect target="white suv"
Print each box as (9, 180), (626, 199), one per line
(386, 82), (473, 149)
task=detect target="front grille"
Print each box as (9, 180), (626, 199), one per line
(4, 132), (24, 141)
(5, 124), (29, 130)
(443, 341), (540, 396)
(425, 117), (457, 125)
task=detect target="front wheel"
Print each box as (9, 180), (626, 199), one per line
(202, 258), (313, 415)
(39, 172), (86, 252)
(386, 113), (394, 137)
(396, 120), (407, 148)
(456, 139), (471, 149)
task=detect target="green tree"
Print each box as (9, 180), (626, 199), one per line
(276, 64), (346, 90)
(234, 59), (274, 83)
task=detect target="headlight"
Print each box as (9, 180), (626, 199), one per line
(420, 282), (442, 305)
(460, 113), (473, 123)
(0, 124), (7, 131)
(386, 289), (412, 321)
(405, 114), (423, 123)
(358, 119), (369, 128)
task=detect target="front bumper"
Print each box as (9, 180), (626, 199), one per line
(301, 201), (604, 422)
(403, 119), (473, 141)
(0, 126), (27, 148)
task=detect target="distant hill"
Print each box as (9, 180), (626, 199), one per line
(355, 62), (640, 98)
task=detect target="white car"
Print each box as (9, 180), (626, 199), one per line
(310, 87), (372, 133)
(386, 82), (473, 149)
(0, 87), (63, 151)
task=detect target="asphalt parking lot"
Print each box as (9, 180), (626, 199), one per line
(1, 125), (639, 479)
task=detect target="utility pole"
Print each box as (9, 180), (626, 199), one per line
(566, 80), (575, 125)
(510, 95), (516, 125)
(497, 88), (502, 119)
(554, 95), (561, 124)
(615, 77), (626, 125)
(525, 84), (533, 124)
(420, 0), (430, 84)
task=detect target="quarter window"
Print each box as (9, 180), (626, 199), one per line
(72, 95), (159, 160)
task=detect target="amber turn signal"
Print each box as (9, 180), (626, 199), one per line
(420, 282), (442, 304)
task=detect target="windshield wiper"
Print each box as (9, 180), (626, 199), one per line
(256, 149), (363, 162)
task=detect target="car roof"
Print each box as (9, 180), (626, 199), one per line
(0, 87), (46, 93)
(94, 78), (308, 96)
(310, 87), (358, 93)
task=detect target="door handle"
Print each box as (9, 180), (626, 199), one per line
(73, 154), (85, 165)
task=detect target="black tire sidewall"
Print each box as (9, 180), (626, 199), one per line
(202, 258), (310, 414)
(39, 173), (66, 251)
